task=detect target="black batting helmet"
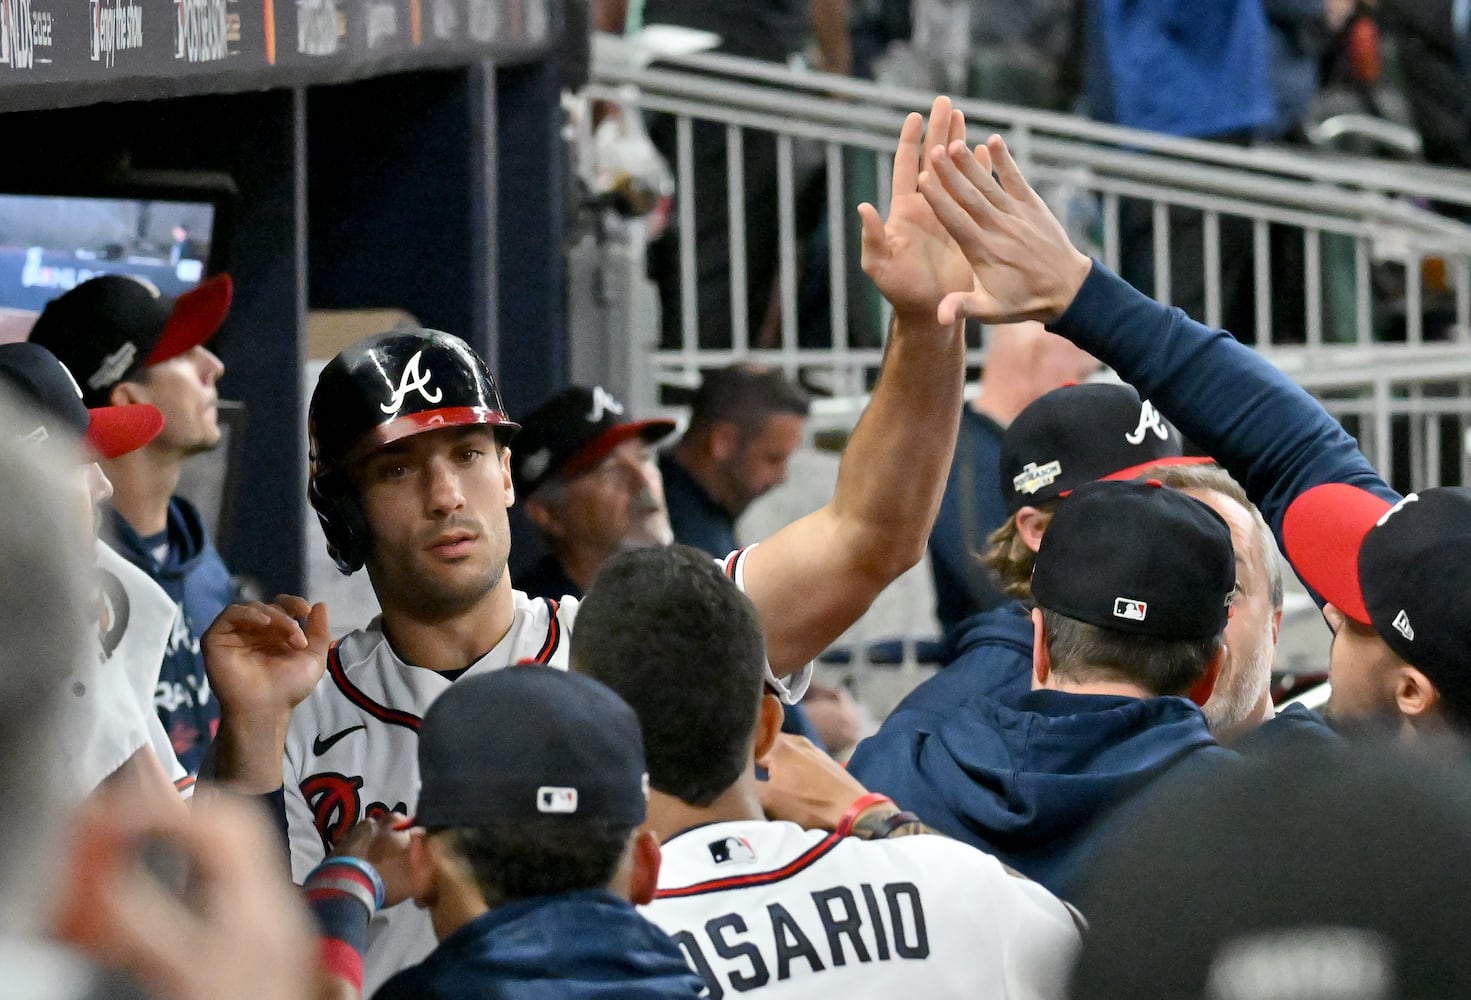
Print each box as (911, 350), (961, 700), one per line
(308, 329), (519, 575)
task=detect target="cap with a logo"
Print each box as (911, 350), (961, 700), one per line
(413, 665), (650, 829)
(0, 342), (163, 460)
(511, 385), (675, 497)
(27, 273), (233, 406)
(1284, 483), (1471, 683)
(1032, 479), (1235, 639)
(1000, 383), (1210, 515)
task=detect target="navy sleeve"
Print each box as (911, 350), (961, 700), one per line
(1049, 262), (1401, 551)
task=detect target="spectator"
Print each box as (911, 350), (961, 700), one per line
(572, 544), (1081, 998)
(512, 384), (676, 600)
(1083, 0), (1273, 335)
(929, 323), (1096, 640)
(315, 667), (704, 1000)
(661, 364), (810, 559)
(30, 272), (236, 775)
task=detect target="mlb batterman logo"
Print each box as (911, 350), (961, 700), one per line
(537, 786), (578, 814)
(1113, 597), (1148, 622)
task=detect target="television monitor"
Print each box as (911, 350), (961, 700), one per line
(0, 177), (233, 343)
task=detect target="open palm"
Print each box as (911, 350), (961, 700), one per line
(203, 596), (331, 716)
(859, 97), (976, 325)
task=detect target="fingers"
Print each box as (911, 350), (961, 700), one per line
(987, 135), (1038, 204)
(942, 138), (1012, 215)
(918, 153), (990, 263)
(889, 111), (925, 199)
(920, 95), (952, 166)
(938, 289), (988, 327)
(303, 601), (332, 654)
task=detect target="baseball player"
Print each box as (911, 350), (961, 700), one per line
(203, 96), (981, 993)
(913, 129), (1460, 737)
(574, 545), (1081, 1000)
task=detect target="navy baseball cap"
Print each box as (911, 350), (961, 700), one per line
(0, 342), (163, 460)
(413, 665), (650, 829)
(1000, 383), (1210, 515)
(511, 385), (675, 497)
(1284, 484), (1471, 687)
(28, 273), (233, 406)
(1032, 479), (1236, 639)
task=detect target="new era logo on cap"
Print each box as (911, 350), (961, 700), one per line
(1114, 598), (1148, 622)
(1393, 610), (1415, 641)
(537, 786), (579, 814)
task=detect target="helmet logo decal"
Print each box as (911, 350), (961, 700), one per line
(380, 350), (444, 415)
(584, 385), (624, 423)
(1125, 400), (1169, 446)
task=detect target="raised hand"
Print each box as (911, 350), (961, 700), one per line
(332, 813), (416, 909)
(857, 96), (977, 327)
(204, 595), (331, 718)
(202, 595), (330, 793)
(757, 733), (870, 831)
(918, 134), (1094, 325)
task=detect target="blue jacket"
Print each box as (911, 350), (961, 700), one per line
(373, 890), (705, 1000)
(850, 688), (1232, 900)
(1048, 263), (1401, 553)
(928, 406), (1009, 640)
(1084, 0), (1273, 137)
(103, 496), (232, 774)
(659, 451), (737, 560)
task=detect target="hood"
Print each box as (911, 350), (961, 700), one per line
(105, 496), (210, 576)
(878, 689), (1231, 896)
(440, 890), (704, 997)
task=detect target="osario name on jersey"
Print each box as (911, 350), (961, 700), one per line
(669, 881), (928, 998)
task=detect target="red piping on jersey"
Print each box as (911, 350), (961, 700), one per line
(533, 599), (561, 663)
(325, 642), (423, 733)
(723, 547), (747, 581)
(654, 830), (844, 899)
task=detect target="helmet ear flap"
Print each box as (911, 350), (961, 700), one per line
(309, 470), (369, 575)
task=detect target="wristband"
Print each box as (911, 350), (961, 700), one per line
(308, 856), (387, 910)
(853, 808), (923, 841)
(835, 792), (894, 838)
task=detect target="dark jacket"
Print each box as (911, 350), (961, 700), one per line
(659, 451), (736, 560)
(517, 555), (583, 603)
(372, 890), (705, 1000)
(103, 496), (231, 774)
(928, 406), (1009, 640)
(849, 687), (1233, 900)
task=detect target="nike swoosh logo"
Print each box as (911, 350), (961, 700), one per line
(312, 725), (366, 756)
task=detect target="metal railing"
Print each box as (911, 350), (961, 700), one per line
(574, 40), (1471, 692)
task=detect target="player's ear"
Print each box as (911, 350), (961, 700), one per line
(1031, 607), (1050, 689)
(108, 380), (144, 408)
(1186, 642), (1226, 706)
(407, 829), (438, 909)
(754, 692), (784, 761)
(1396, 664), (1440, 722)
(499, 447), (516, 508)
(710, 421), (740, 462)
(1015, 506), (1050, 554)
(625, 829), (662, 906)
(523, 493), (564, 539)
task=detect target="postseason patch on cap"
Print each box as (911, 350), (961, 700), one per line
(1014, 460), (1062, 496)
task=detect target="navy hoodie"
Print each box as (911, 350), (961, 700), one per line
(373, 890), (705, 1000)
(850, 687), (1233, 900)
(103, 497), (232, 774)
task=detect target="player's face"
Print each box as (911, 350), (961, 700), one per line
(357, 426), (514, 618)
(560, 438), (671, 555)
(723, 412), (805, 517)
(1323, 603), (1404, 723)
(1184, 489), (1276, 738)
(130, 346), (225, 456)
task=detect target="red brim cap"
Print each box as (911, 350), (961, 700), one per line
(1282, 483), (1392, 626)
(1057, 454), (1216, 498)
(144, 273), (234, 366)
(561, 418), (677, 478)
(85, 403), (164, 460)
(347, 406), (521, 463)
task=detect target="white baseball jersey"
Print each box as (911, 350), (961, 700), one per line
(284, 547), (810, 994)
(54, 542), (191, 804)
(644, 820), (1080, 1000)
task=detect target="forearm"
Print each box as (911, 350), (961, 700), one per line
(833, 315), (966, 576)
(1049, 262), (1398, 540)
(202, 711), (292, 794)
